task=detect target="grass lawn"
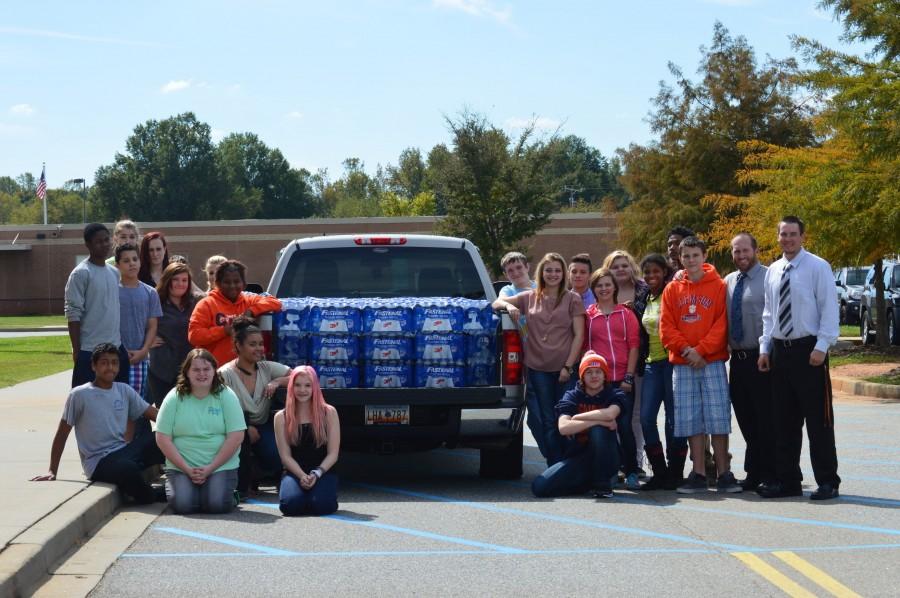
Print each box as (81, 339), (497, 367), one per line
(865, 372), (900, 385)
(0, 315), (67, 329)
(830, 353), (898, 367)
(0, 335), (71, 389)
(840, 324), (858, 338)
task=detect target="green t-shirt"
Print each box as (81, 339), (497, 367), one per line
(156, 386), (247, 472)
(643, 294), (668, 363)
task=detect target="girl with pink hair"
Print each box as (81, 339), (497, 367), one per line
(273, 366), (341, 515)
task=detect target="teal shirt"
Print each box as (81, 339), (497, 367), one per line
(156, 386), (247, 472)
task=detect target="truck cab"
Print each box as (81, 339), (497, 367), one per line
(261, 234), (525, 478)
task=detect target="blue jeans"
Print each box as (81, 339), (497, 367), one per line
(532, 426), (621, 497)
(72, 345), (129, 388)
(279, 472), (339, 516)
(165, 468), (238, 514)
(526, 368), (576, 466)
(610, 381), (637, 475)
(91, 430), (164, 503)
(640, 359), (686, 454)
(238, 417), (282, 492)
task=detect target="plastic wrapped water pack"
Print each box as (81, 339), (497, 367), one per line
(415, 363), (467, 388)
(363, 305), (414, 334)
(363, 335), (414, 361)
(468, 362), (497, 386)
(415, 332), (466, 363)
(312, 362), (360, 389)
(310, 334), (360, 362)
(364, 362), (412, 388)
(466, 333), (495, 364)
(307, 304), (362, 334)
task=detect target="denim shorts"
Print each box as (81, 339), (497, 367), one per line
(672, 360), (731, 436)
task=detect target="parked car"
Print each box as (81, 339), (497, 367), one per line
(258, 234), (526, 479)
(834, 266), (867, 325)
(860, 260), (900, 345)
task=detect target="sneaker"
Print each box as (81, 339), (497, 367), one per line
(592, 487), (614, 499)
(636, 467), (649, 480)
(716, 471), (743, 493)
(677, 471), (709, 494)
(624, 473), (641, 491)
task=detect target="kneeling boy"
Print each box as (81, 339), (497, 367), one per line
(532, 351), (623, 499)
(31, 343), (164, 503)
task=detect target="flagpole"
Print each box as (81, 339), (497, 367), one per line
(41, 162), (47, 226)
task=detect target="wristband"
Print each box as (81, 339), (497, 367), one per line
(311, 468), (324, 479)
(623, 373), (635, 385)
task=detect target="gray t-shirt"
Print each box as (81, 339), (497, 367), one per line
(219, 360), (291, 425)
(119, 282), (163, 352)
(62, 382), (149, 478)
(64, 260), (121, 350)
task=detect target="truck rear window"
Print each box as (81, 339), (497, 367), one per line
(276, 246), (486, 299)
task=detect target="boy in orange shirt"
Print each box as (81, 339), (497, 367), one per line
(659, 237), (740, 494)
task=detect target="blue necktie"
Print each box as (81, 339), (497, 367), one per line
(731, 272), (746, 343)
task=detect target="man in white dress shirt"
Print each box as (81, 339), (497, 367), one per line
(757, 216), (841, 500)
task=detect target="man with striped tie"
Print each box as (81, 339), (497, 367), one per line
(757, 216), (841, 500)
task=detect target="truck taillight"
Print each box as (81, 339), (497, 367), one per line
(501, 329), (523, 385)
(262, 330), (273, 360)
(354, 236), (407, 245)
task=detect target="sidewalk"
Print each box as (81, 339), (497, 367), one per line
(0, 371), (121, 597)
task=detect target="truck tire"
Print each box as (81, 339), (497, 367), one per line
(479, 429), (523, 479)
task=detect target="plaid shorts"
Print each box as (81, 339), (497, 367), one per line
(672, 360), (731, 437)
(128, 359), (149, 400)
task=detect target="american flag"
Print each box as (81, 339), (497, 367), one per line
(36, 166), (47, 202)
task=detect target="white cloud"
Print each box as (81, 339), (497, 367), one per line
(0, 26), (162, 47)
(9, 103), (35, 116)
(160, 79), (192, 94)
(505, 116), (561, 131)
(433, 0), (511, 24)
(226, 83), (242, 94)
(286, 111), (304, 120)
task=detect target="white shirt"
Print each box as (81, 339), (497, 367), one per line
(759, 248), (839, 355)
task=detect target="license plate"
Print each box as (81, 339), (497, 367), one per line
(365, 405), (410, 425)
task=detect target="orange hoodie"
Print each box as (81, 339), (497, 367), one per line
(188, 289), (282, 367)
(658, 263), (728, 365)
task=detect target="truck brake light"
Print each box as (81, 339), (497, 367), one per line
(502, 329), (523, 385)
(354, 236), (407, 245)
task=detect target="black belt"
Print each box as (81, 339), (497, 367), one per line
(731, 348), (759, 360)
(772, 335), (816, 348)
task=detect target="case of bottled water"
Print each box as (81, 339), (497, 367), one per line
(307, 304), (362, 333)
(467, 362), (497, 386)
(362, 335), (414, 361)
(363, 362), (412, 388)
(362, 305), (414, 334)
(310, 334), (360, 362)
(312, 362), (360, 389)
(466, 333), (495, 364)
(414, 363), (467, 388)
(414, 332), (466, 363)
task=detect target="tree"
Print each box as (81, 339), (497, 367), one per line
(320, 159), (384, 218)
(386, 148), (430, 200)
(216, 133), (320, 219)
(93, 112), (227, 221)
(379, 191), (436, 216)
(541, 135), (627, 209)
(437, 111), (557, 277)
(707, 1), (900, 345)
(618, 22), (817, 259)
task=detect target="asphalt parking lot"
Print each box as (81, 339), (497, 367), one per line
(91, 396), (900, 597)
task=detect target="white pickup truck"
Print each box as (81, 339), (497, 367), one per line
(259, 234), (525, 479)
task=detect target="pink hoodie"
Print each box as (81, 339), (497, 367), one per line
(583, 304), (640, 382)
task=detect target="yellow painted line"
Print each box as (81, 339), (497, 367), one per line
(731, 552), (817, 598)
(772, 551), (862, 598)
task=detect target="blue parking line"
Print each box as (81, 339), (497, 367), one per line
(838, 494), (900, 508)
(153, 526), (297, 556)
(327, 514), (527, 553)
(245, 499), (526, 553)
(351, 483), (755, 551)
(611, 496), (900, 538)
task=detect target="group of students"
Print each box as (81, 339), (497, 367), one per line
(32, 220), (341, 517)
(33, 215), (841, 517)
(494, 217), (841, 500)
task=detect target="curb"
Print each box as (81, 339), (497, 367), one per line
(0, 327), (67, 333)
(0, 483), (120, 598)
(831, 375), (900, 400)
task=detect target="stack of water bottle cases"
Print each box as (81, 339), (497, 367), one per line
(275, 298), (499, 389)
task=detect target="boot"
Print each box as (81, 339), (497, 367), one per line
(666, 446), (688, 490)
(640, 443), (668, 491)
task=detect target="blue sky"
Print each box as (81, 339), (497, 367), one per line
(2, 0), (853, 187)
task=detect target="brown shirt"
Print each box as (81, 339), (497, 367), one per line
(507, 290), (585, 372)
